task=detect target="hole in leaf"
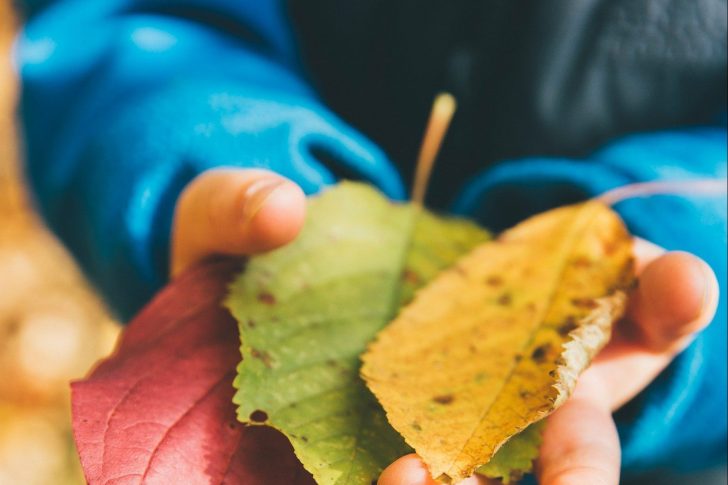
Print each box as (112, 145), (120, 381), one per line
(249, 410), (268, 423)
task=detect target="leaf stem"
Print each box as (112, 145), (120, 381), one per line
(411, 93), (457, 206)
(597, 178), (727, 205)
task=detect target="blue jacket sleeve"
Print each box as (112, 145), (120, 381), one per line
(15, 0), (404, 320)
(452, 127), (727, 474)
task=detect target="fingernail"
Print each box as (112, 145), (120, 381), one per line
(242, 178), (286, 223)
(696, 260), (719, 322)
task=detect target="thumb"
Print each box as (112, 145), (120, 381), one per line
(378, 454), (496, 485)
(171, 168), (306, 277)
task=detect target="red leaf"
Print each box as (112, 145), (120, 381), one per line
(72, 258), (314, 485)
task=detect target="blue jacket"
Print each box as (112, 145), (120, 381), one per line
(15, 0), (727, 477)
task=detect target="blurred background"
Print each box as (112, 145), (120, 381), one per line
(0, 4), (120, 484)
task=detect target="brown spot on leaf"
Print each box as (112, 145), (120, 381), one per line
(402, 269), (420, 284)
(485, 276), (503, 286)
(531, 344), (551, 363)
(611, 258), (637, 292)
(246, 319), (256, 328)
(412, 422), (422, 431)
(301, 436), (309, 442)
(257, 292), (276, 305)
(603, 240), (618, 255)
(572, 256), (592, 268)
(249, 409), (268, 423)
(572, 297), (598, 309)
(250, 348), (273, 368)
(558, 317), (579, 336)
(497, 293), (512, 306)
(432, 394), (455, 405)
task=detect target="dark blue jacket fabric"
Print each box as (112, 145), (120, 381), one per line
(14, 0), (727, 477)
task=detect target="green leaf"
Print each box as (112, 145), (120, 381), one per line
(477, 421), (545, 484)
(226, 182), (489, 485)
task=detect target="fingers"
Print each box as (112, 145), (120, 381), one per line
(378, 455), (439, 485)
(628, 250), (718, 353)
(378, 454), (496, 485)
(171, 168), (306, 276)
(537, 379), (621, 485)
(589, 248), (719, 410)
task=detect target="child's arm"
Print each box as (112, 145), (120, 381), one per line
(15, 0), (404, 319)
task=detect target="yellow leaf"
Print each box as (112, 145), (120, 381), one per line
(361, 201), (635, 483)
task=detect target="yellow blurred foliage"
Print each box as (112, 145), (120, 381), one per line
(1, 4), (121, 484)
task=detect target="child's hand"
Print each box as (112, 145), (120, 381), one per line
(172, 177), (719, 485)
(379, 240), (719, 485)
(170, 168), (306, 276)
